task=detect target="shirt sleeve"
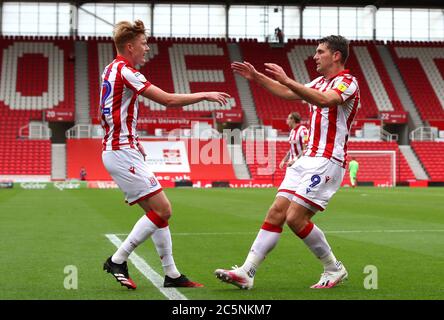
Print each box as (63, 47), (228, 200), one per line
(121, 66), (151, 94)
(331, 75), (358, 103)
(300, 126), (309, 145)
(304, 76), (323, 88)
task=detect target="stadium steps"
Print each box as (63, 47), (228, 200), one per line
(74, 40), (91, 124)
(227, 43), (259, 127)
(377, 45), (424, 128)
(398, 145), (429, 180)
(353, 46), (394, 112)
(226, 144), (251, 179)
(51, 143), (66, 180)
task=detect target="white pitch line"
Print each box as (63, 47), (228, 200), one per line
(105, 234), (188, 301)
(114, 229), (444, 237)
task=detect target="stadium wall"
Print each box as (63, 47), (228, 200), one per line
(66, 138), (237, 181)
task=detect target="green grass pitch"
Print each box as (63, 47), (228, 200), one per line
(0, 187), (443, 300)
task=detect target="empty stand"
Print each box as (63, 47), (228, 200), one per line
(2, 35), (442, 182)
(242, 140), (293, 183)
(388, 42), (444, 123)
(355, 43), (404, 113)
(345, 141), (415, 184)
(411, 141), (444, 182)
(0, 117), (51, 175)
(240, 41), (310, 129)
(0, 37), (74, 175)
(0, 37), (74, 115)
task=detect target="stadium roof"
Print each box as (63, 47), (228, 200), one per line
(8, 0), (444, 9)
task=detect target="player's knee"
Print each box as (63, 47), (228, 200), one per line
(269, 202), (286, 217)
(285, 213), (295, 226)
(153, 204), (172, 221)
(285, 212), (307, 231)
(264, 203), (287, 226)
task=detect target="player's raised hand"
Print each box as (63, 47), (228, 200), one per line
(204, 92), (231, 106)
(264, 63), (290, 84)
(231, 61), (258, 81)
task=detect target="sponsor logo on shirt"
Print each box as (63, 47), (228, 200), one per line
(337, 82), (349, 92)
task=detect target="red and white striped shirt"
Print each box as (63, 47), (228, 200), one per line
(289, 125), (309, 160)
(304, 69), (360, 167)
(100, 56), (151, 151)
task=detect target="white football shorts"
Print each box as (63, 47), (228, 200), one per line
(102, 148), (162, 205)
(277, 156), (345, 213)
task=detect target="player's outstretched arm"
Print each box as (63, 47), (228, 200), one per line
(141, 85), (230, 107)
(232, 61), (301, 101)
(264, 63), (342, 107)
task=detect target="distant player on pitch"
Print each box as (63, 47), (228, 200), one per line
(348, 157), (359, 188)
(279, 112), (308, 170)
(216, 35), (360, 289)
(101, 20), (230, 289)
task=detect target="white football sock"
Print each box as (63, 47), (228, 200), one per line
(299, 222), (340, 272)
(241, 222), (282, 278)
(319, 251), (341, 273)
(112, 214), (158, 264)
(151, 226), (181, 279)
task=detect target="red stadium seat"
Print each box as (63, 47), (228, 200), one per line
(345, 141), (415, 184)
(0, 37), (68, 175)
(388, 42), (444, 123)
(1, 35), (442, 181)
(411, 141), (444, 182)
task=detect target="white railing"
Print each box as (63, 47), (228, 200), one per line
(19, 122), (52, 139)
(381, 128), (398, 142)
(410, 127), (437, 141)
(66, 124), (93, 138)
